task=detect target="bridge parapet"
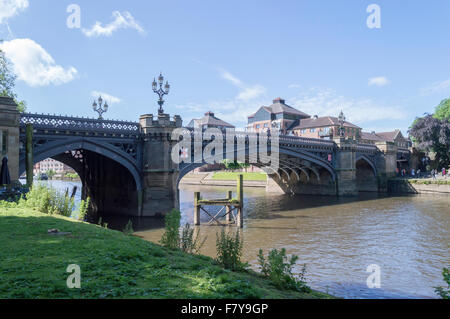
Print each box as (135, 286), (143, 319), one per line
(20, 113), (140, 136)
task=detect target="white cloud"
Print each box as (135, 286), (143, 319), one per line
(237, 85), (266, 101)
(289, 87), (405, 124)
(420, 79), (450, 95)
(91, 91), (121, 104)
(368, 76), (390, 87)
(0, 0), (28, 23)
(0, 38), (77, 86)
(219, 69), (243, 87)
(218, 68), (266, 102)
(82, 11), (145, 37)
(288, 84), (301, 89)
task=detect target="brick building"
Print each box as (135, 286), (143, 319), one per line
(33, 158), (75, 176)
(287, 115), (362, 140)
(360, 130), (411, 148)
(246, 98), (310, 134)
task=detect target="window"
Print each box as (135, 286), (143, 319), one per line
(310, 128), (316, 133)
(301, 129), (306, 134)
(264, 123), (268, 128)
(0, 130), (7, 155)
(256, 124), (260, 129)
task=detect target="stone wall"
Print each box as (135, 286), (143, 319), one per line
(140, 113), (182, 216)
(0, 97), (20, 181)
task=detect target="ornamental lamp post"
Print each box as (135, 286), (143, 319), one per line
(152, 72), (170, 114)
(338, 110), (346, 138)
(92, 96), (109, 120)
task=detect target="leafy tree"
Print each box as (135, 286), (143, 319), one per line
(409, 114), (450, 168)
(222, 159), (250, 171)
(0, 46), (26, 112)
(434, 99), (450, 121)
(46, 169), (56, 180)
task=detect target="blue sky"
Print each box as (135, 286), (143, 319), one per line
(1, 0), (449, 134)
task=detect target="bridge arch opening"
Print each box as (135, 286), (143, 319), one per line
(19, 140), (141, 217)
(355, 156), (378, 192)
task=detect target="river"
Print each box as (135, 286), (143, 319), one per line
(34, 180), (449, 299)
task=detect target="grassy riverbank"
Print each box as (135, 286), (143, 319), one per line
(0, 208), (332, 299)
(212, 172), (267, 181)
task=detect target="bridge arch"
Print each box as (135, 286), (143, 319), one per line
(355, 155), (378, 192)
(176, 143), (337, 195)
(19, 137), (142, 191)
(355, 155), (377, 177)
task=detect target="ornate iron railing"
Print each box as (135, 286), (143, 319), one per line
(20, 113), (140, 133)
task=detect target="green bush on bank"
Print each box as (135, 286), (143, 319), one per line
(257, 248), (311, 293)
(215, 229), (247, 271)
(435, 267), (449, 299)
(159, 209), (205, 254)
(0, 184), (88, 219)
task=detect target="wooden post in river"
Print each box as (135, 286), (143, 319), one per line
(236, 174), (243, 228)
(226, 191), (232, 224)
(193, 174), (244, 228)
(194, 191), (201, 226)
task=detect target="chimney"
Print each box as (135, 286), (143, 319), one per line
(273, 97), (285, 104)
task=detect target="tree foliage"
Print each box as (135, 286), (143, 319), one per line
(221, 159), (250, 171)
(434, 99), (450, 121)
(0, 46), (26, 112)
(409, 114), (450, 168)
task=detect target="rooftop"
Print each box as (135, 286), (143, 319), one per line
(187, 111), (235, 128)
(248, 98), (311, 118)
(288, 116), (361, 130)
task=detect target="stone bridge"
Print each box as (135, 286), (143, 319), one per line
(10, 109), (404, 217)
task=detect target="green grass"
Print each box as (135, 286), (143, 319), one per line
(391, 178), (450, 185)
(212, 172), (267, 181)
(0, 208), (333, 299)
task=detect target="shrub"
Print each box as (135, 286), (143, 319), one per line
(215, 229), (246, 271)
(257, 248), (311, 292)
(159, 209), (181, 250)
(18, 184), (74, 216)
(77, 197), (90, 221)
(435, 267), (449, 299)
(180, 223), (206, 254)
(123, 220), (134, 236)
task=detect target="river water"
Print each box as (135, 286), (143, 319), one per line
(35, 180), (449, 299)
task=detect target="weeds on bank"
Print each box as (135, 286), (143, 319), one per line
(435, 267), (449, 299)
(215, 229), (247, 271)
(0, 184), (90, 218)
(257, 248), (311, 292)
(123, 220), (134, 236)
(160, 209), (206, 254)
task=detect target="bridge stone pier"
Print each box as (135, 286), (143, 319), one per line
(139, 113), (182, 217)
(0, 100), (407, 218)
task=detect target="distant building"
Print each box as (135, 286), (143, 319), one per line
(360, 130), (411, 149)
(33, 158), (75, 176)
(246, 98), (310, 134)
(287, 115), (362, 140)
(187, 111), (235, 131)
